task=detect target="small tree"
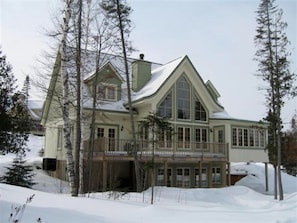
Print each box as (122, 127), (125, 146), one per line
(1, 153), (35, 188)
(139, 112), (173, 204)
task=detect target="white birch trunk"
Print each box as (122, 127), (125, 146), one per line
(60, 0), (77, 196)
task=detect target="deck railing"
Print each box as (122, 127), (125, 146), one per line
(83, 138), (228, 158)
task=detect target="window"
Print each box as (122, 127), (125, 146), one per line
(244, 129), (248, 146)
(195, 128), (207, 149)
(157, 168), (172, 186)
(249, 129), (254, 147)
(232, 127), (266, 148)
(195, 96), (207, 121)
(212, 167), (221, 184)
(159, 128), (173, 149)
(108, 128), (115, 151)
(232, 128), (237, 146)
(176, 168), (190, 188)
(177, 127), (190, 148)
(97, 84), (117, 101)
(177, 76), (190, 119)
(195, 167), (208, 187)
(57, 127), (63, 150)
(97, 128), (104, 138)
(238, 129), (243, 146)
(159, 92), (172, 118)
(157, 169), (164, 186)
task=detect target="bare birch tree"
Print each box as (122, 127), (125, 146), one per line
(59, 0), (77, 196)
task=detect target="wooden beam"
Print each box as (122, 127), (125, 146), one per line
(102, 160), (107, 192)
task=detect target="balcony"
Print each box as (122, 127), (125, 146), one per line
(83, 138), (228, 162)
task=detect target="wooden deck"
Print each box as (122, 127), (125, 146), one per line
(83, 138), (228, 162)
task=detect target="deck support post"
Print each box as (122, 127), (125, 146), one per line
(102, 160), (107, 192)
(265, 162), (269, 192)
(164, 160), (168, 186)
(227, 162), (231, 186)
(198, 160), (202, 188)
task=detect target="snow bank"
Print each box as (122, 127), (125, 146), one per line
(0, 135), (297, 223)
(232, 162), (297, 195)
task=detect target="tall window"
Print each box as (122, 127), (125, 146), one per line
(195, 128), (207, 149)
(195, 167), (208, 187)
(108, 128), (115, 151)
(177, 127), (190, 148)
(195, 96), (207, 121)
(57, 127), (63, 150)
(212, 167), (221, 184)
(177, 76), (190, 119)
(159, 128), (173, 149)
(97, 128), (104, 138)
(159, 92), (172, 118)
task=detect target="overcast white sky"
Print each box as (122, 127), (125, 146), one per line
(0, 0), (296, 129)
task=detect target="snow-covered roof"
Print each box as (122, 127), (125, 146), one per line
(132, 56), (185, 101)
(211, 111), (233, 119)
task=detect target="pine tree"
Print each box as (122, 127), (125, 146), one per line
(0, 48), (30, 155)
(100, 0), (143, 192)
(254, 0), (297, 200)
(0, 153), (36, 188)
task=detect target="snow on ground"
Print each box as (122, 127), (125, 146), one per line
(0, 135), (296, 223)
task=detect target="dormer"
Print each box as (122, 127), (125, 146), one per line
(132, 54), (152, 92)
(84, 62), (123, 101)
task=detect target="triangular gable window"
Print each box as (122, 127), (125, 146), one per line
(158, 91), (172, 118)
(195, 95), (207, 121)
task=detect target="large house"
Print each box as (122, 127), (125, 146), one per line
(41, 49), (268, 192)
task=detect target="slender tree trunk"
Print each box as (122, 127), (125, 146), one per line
(60, 0), (77, 196)
(80, 0), (92, 195)
(277, 104), (284, 200)
(274, 164), (277, 200)
(115, 0), (142, 192)
(87, 37), (101, 193)
(75, 0), (83, 196)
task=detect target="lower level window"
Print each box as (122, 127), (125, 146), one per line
(157, 168), (172, 186)
(195, 167), (208, 187)
(212, 167), (221, 184)
(176, 168), (190, 188)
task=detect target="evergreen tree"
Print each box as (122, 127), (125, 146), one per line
(0, 152), (36, 188)
(254, 0), (297, 200)
(139, 112), (173, 204)
(0, 48), (31, 155)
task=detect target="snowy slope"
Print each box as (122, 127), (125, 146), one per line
(0, 135), (296, 223)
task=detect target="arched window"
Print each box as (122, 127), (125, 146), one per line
(177, 76), (190, 119)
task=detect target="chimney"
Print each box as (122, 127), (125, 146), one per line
(132, 54), (152, 92)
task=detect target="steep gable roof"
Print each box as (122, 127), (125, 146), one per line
(132, 56), (185, 102)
